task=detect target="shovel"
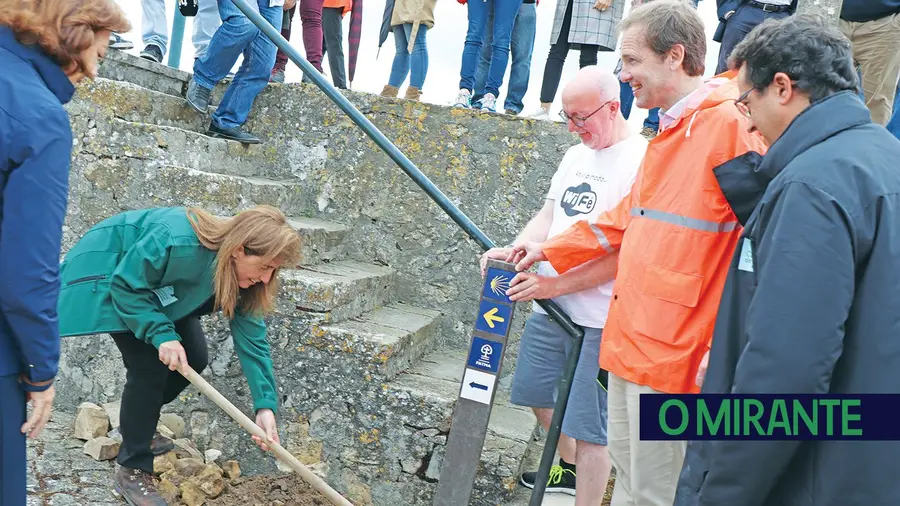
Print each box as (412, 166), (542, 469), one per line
(179, 366), (354, 506)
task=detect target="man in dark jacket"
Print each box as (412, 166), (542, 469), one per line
(674, 14), (900, 506)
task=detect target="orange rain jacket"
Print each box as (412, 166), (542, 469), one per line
(542, 75), (768, 394)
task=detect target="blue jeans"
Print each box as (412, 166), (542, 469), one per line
(888, 84), (900, 140)
(472, 2), (537, 114)
(0, 374), (27, 506)
(619, 79), (659, 130)
(194, 0), (283, 130)
(388, 24), (429, 89)
(459, 0), (524, 97)
(142, 0), (221, 59)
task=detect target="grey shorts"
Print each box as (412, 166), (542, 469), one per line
(510, 312), (607, 445)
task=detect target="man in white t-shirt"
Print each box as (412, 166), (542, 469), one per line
(479, 65), (647, 503)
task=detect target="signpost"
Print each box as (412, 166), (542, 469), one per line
(433, 260), (519, 506)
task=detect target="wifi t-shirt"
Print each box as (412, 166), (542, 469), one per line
(532, 135), (647, 329)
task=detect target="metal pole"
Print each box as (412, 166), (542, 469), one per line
(226, 3), (592, 504)
(168, 0), (186, 68)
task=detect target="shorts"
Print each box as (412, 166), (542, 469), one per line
(510, 312), (607, 445)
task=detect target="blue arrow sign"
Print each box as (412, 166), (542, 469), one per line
(469, 382), (488, 391)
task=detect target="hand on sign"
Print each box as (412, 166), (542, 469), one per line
(480, 247), (513, 278)
(252, 409), (279, 452)
(696, 350), (710, 387)
(594, 0), (612, 10)
(506, 272), (559, 302)
(506, 241), (547, 272)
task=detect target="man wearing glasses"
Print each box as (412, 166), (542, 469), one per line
(676, 15), (900, 506)
(479, 65), (645, 502)
(507, 1), (767, 504)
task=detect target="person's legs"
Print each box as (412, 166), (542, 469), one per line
(715, 4), (768, 75)
(472, 5), (496, 106)
(299, 0), (325, 73)
(407, 24), (429, 89)
(0, 374), (27, 506)
(607, 373), (634, 506)
(578, 45), (598, 68)
(322, 7), (347, 89)
(483, 0), (524, 99)
(272, 5), (296, 75)
(539, 0), (573, 105)
(387, 25), (411, 88)
(842, 14), (900, 126)
(459, 0), (490, 93)
(141, 0), (169, 54)
(193, 0), (223, 60)
(504, 2), (536, 114)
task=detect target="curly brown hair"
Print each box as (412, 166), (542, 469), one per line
(0, 0), (131, 76)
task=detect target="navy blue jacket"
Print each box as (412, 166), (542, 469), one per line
(0, 27), (74, 390)
(674, 92), (900, 506)
(841, 0), (900, 22)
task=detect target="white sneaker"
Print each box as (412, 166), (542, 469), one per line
(479, 93), (498, 113)
(452, 89), (473, 108)
(525, 107), (551, 121)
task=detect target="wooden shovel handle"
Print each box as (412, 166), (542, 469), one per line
(179, 366), (354, 506)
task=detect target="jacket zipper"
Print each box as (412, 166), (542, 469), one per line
(67, 274), (108, 286)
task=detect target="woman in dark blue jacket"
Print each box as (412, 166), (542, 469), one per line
(0, 1), (130, 504)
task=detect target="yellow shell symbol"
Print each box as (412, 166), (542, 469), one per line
(490, 275), (510, 297)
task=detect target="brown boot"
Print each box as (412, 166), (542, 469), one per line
(380, 84), (399, 98)
(404, 86), (422, 101)
(114, 466), (168, 506)
(150, 432), (174, 456)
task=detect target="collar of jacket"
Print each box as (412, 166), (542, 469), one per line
(0, 26), (75, 105)
(713, 90), (870, 225)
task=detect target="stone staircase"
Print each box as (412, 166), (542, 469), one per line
(53, 50), (541, 506)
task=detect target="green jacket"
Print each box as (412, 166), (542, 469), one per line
(58, 207), (278, 413)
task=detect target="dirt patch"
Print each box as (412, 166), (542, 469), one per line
(205, 474), (331, 506)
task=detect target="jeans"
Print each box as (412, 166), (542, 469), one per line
(142, 0), (222, 59)
(459, 0), (524, 97)
(112, 298), (215, 474)
(619, 79), (659, 130)
(388, 24), (429, 89)
(0, 374), (26, 505)
(539, 0), (597, 104)
(472, 2), (537, 113)
(888, 84), (900, 140)
(194, 0), (283, 130)
(322, 7), (346, 89)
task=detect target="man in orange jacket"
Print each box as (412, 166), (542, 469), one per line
(508, 1), (767, 504)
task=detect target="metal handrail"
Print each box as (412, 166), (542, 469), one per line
(223, 2), (588, 504)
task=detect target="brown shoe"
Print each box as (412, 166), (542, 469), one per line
(404, 86), (422, 101)
(114, 466), (168, 506)
(380, 84), (399, 98)
(640, 126), (658, 140)
(151, 432), (175, 456)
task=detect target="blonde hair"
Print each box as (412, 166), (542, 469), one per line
(0, 0), (131, 76)
(187, 206), (302, 319)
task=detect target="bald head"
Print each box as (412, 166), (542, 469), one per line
(562, 65), (620, 106)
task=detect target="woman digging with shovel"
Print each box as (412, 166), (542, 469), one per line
(57, 205), (302, 506)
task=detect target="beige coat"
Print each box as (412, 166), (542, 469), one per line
(390, 0), (437, 52)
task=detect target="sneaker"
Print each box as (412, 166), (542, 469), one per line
(525, 107), (551, 121)
(452, 89), (472, 109)
(479, 93), (498, 113)
(150, 432), (174, 456)
(108, 33), (133, 50)
(139, 44), (164, 64)
(185, 78), (211, 114)
(207, 122), (261, 144)
(519, 465), (577, 496)
(640, 126), (658, 140)
(114, 466), (168, 506)
(270, 70), (286, 83)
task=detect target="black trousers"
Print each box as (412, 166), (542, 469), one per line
(321, 7), (347, 89)
(111, 298), (215, 473)
(540, 0), (599, 104)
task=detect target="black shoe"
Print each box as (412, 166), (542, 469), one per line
(185, 78), (211, 114)
(208, 123), (261, 144)
(150, 432), (174, 456)
(108, 33), (133, 50)
(139, 44), (164, 64)
(519, 464), (577, 496)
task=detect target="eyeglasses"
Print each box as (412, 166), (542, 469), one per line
(560, 100), (614, 127)
(734, 88), (753, 118)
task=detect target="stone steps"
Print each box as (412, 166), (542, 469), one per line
(286, 217), (349, 265)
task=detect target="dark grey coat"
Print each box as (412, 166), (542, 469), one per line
(674, 91), (900, 506)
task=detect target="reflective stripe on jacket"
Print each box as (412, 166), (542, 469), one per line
(542, 74), (768, 394)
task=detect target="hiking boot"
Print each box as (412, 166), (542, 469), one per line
(150, 432), (174, 456)
(208, 122), (261, 144)
(139, 44), (164, 64)
(114, 466), (168, 506)
(108, 33), (133, 50)
(519, 464), (576, 496)
(404, 86), (422, 101)
(380, 84), (399, 98)
(185, 78), (211, 114)
(640, 126), (658, 140)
